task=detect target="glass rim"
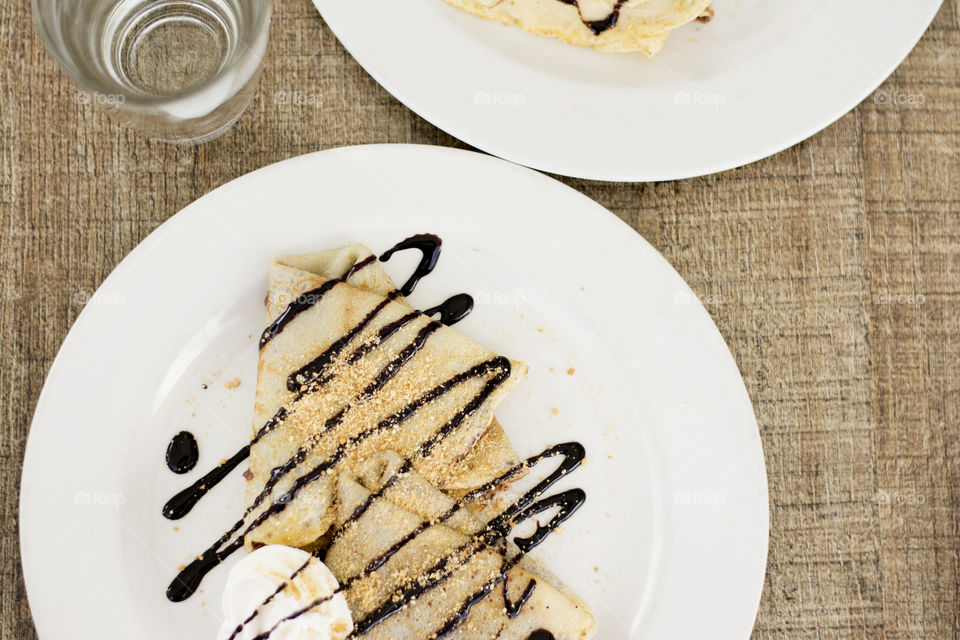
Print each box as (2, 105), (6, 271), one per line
(31, 0), (272, 113)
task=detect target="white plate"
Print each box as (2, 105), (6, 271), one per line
(313, 0), (941, 181)
(21, 145), (767, 639)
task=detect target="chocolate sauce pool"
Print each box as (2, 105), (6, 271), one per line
(165, 431), (198, 474)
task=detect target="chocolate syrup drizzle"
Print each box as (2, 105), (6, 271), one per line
(250, 594), (336, 640)
(430, 554), (530, 640)
(379, 233), (442, 296)
(224, 558), (312, 640)
(505, 578), (537, 619)
(557, 0), (627, 35)
(344, 254), (376, 280)
(164, 236), (587, 639)
(259, 279), (342, 350)
(165, 431), (198, 474)
(287, 291), (400, 391)
(246, 321), (446, 516)
(163, 445), (249, 520)
(333, 442), (585, 568)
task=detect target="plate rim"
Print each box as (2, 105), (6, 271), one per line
(20, 143), (769, 638)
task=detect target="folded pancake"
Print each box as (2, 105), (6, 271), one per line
(266, 245), (522, 491)
(245, 246), (528, 549)
(325, 450), (596, 639)
(445, 0), (713, 54)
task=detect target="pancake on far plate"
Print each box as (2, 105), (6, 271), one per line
(445, 0), (714, 55)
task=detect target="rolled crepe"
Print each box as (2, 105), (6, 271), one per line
(266, 245), (523, 491)
(444, 0), (713, 54)
(326, 450), (597, 640)
(244, 245), (528, 549)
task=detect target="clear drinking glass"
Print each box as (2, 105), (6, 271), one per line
(33, 0), (271, 143)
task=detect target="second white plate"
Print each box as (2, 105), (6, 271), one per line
(314, 0), (941, 181)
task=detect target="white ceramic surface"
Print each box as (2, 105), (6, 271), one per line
(313, 0), (942, 181)
(21, 145), (768, 639)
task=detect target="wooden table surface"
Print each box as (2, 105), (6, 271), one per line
(3, 1), (959, 638)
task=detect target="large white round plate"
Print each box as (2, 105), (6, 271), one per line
(21, 145), (767, 639)
(313, 0), (941, 181)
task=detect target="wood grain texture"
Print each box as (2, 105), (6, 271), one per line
(2, 1), (958, 637)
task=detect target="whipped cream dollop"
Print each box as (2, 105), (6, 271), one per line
(217, 545), (353, 640)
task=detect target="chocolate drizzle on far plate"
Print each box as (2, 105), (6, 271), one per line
(556, 0), (627, 35)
